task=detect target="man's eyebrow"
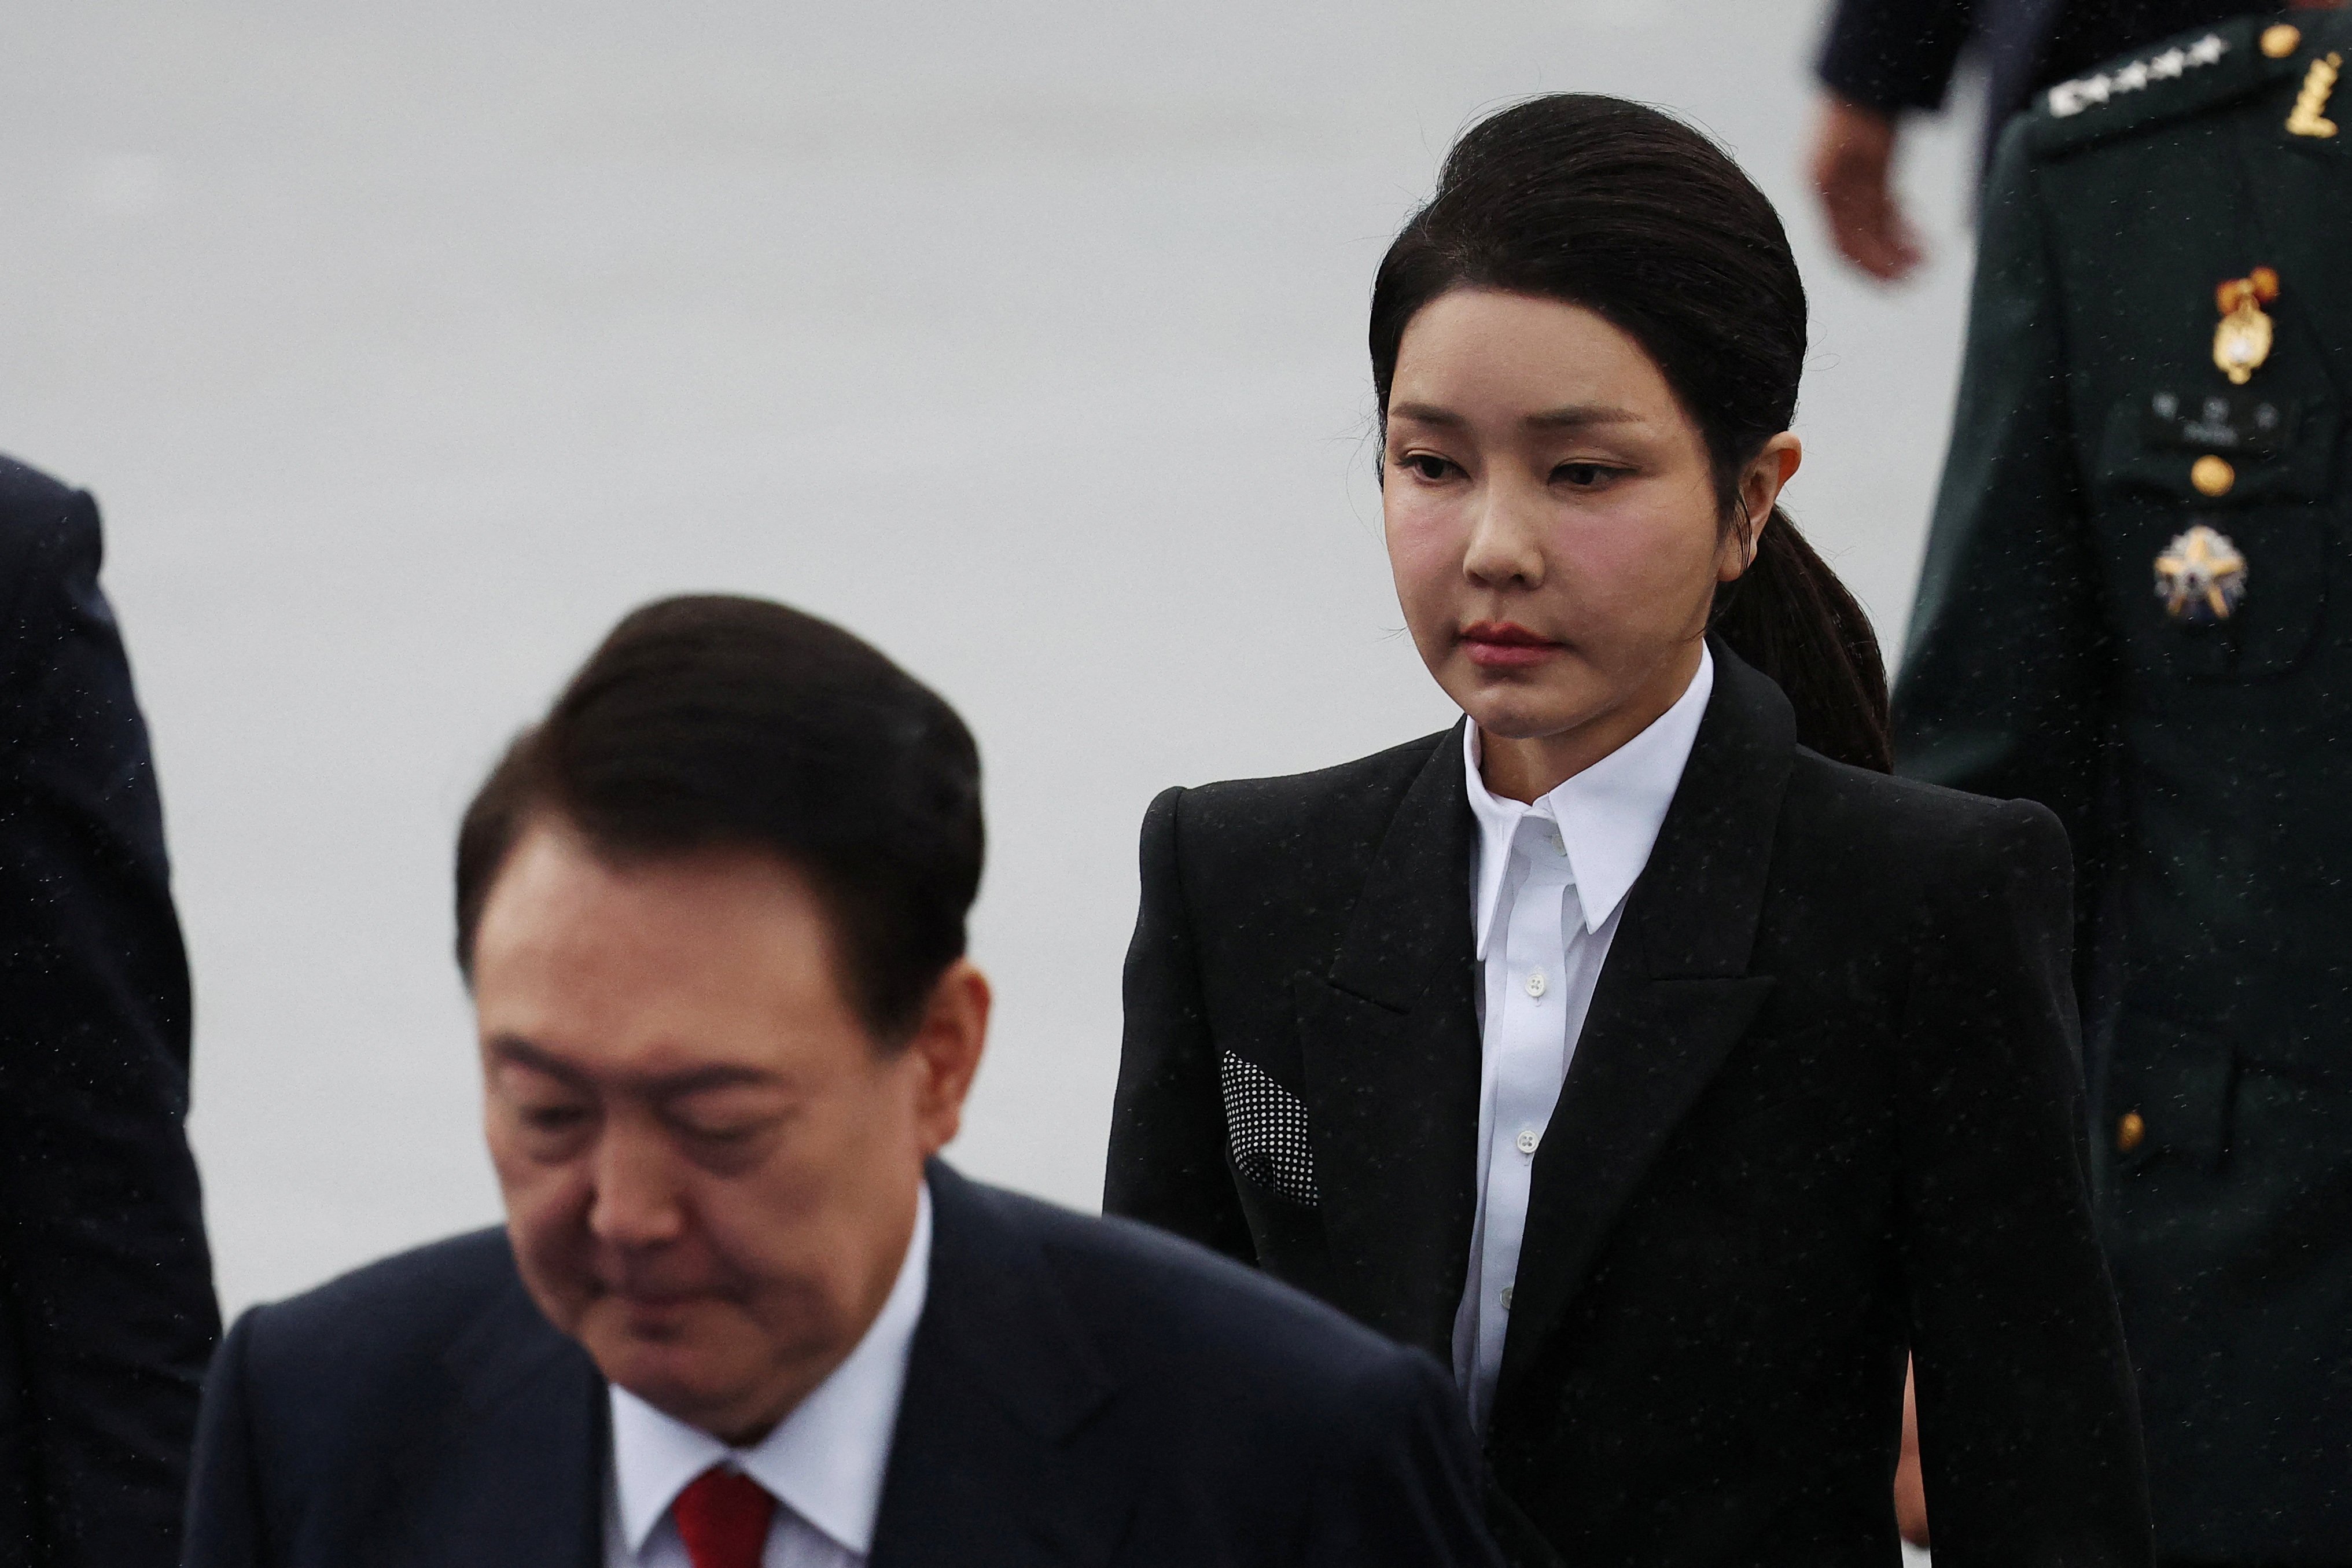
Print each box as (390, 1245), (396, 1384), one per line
(487, 1035), (592, 1087)
(485, 1036), (776, 1097)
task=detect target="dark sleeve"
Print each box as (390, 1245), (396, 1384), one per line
(1102, 786), (1254, 1263)
(1895, 801), (2152, 1567)
(1892, 117), (2112, 846)
(1298, 1351), (1505, 1568)
(0, 477), (220, 1568)
(181, 1308), (268, 1568)
(1816, 0), (1978, 113)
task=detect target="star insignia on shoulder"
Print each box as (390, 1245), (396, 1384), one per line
(2049, 32), (2230, 117)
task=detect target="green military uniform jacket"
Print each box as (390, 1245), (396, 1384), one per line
(1893, 11), (2352, 1558)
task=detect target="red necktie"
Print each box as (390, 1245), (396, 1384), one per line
(672, 1466), (776, 1568)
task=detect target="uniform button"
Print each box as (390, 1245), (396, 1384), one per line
(1500, 1285), (1514, 1310)
(1515, 1128), (1540, 1155)
(1525, 969), (1548, 999)
(2117, 1110), (2147, 1154)
(2262, 23), (2302, 57)
(2191, 454), (2236, 497)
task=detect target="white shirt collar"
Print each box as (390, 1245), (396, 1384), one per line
(1464, 643), (1714, 957)
(609, 1181), (932, 1559)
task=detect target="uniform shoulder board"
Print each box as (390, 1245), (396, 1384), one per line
(2027, 18), (2302, 156)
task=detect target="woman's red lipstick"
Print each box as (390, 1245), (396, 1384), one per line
(1459, 620), (1559, 670)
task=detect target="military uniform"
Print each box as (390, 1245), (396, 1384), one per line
(1895, 12), (2352, 1560)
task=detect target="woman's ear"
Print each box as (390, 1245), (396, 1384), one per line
(1743, 432), (1803, 525)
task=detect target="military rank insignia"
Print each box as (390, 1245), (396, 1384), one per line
(2287, 50), (2342, 137)
(2214, 268), (2280, 385)
(2155, 524), (2248, 623)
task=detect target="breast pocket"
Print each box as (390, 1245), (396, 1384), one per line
(1219, 1051), (1319, 1208)
(2092, 391), (2338, 680)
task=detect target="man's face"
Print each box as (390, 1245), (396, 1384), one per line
(472, 818), (984, 1445)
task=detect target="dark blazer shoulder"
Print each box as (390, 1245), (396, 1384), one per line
(1152, 727), (1456, 884)
(231, 1228), (536, 1407)
(1784, 745), (2070, 887)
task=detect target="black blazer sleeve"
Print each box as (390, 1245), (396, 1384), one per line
(0, 468), (219, 1568)
(1816, 0), (1978, 112)
(1897, 799), (2150, 1565)
(1103, 786), (1254, 1263)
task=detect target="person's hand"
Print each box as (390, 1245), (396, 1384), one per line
(1810, 95), (1925, 282)
(1895, 1357), (1929, 1547)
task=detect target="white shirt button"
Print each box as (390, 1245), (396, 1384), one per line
(1500, 1285), (1514, 1310)
(1525, 969), (1547, 999)
(1515, 1128), (1540, 1155)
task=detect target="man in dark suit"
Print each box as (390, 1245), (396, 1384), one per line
(1805, 0), (2334, 277)
(183, 593), (1501, 1568)
(0, 455), (219, 1568)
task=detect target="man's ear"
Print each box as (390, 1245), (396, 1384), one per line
(904, 958), (989, 1156)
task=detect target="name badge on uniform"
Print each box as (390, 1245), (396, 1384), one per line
(2155, 524), (2248, 623)
(2144, 391), (2291, 454)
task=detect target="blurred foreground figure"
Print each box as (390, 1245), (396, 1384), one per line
(182, 595), (1501, 1568)
(0, 457), (218, 1568)
(1896, 12), (2352, 1559)
(1807, 0), (2342, 278)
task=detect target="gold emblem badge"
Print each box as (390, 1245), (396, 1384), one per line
(2213, 268), (2280, 385)
(2262, 24), (2302, 58)
(2287, 50), (2342, 137)
(2155, 524), (2248, 623)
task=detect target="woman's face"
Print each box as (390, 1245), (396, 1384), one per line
(1383, 288), (1796, 783)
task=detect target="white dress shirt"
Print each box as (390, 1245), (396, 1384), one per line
(604, 1186), (933, 1568)
(1452, 647), (1712, 1433)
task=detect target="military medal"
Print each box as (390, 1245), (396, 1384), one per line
(2155, 524), (2248, 623)
(2287, 50), (2342, 137)
(2213, 268), (2279, 385)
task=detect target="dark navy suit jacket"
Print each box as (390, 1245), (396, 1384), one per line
(184, 1161), (1503, 1567)
(0, 456), (218, 1568)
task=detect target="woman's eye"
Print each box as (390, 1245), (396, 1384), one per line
(521, 1104), (591, 1135)
(1400, 452), (1455, 481)
(1554, 462), (1617, 488)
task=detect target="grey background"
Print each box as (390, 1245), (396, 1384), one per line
(3, 1), (1981, 1319)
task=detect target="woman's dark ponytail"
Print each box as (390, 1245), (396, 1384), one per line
(1370, 94), (1893, 773)
(1714, 507), (1891, 772)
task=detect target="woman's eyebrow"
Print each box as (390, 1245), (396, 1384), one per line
(1388, 401), (1465, 427)
(1526, 404), (1643, 429)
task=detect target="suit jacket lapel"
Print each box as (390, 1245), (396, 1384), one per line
(381, 1260), (607, 1568)
(1293, 724), (1484, 1362)
(870, 1163), (1132, 1568)
(1496, 647), (1791, 1396)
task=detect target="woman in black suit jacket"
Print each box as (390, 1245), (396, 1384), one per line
(1105, 96), (2149, 1568)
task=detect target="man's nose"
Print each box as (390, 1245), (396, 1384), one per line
(586, 1124), (688, 1248)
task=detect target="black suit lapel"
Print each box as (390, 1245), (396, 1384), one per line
(869, 1163), (1132, 1568)
(382, 1263), (607, 1568)
(1496, 648), (1791, 1397)
(1293, 725), (1484, 1361)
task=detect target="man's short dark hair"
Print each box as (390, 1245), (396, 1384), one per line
(454, 594), (983, 1044)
